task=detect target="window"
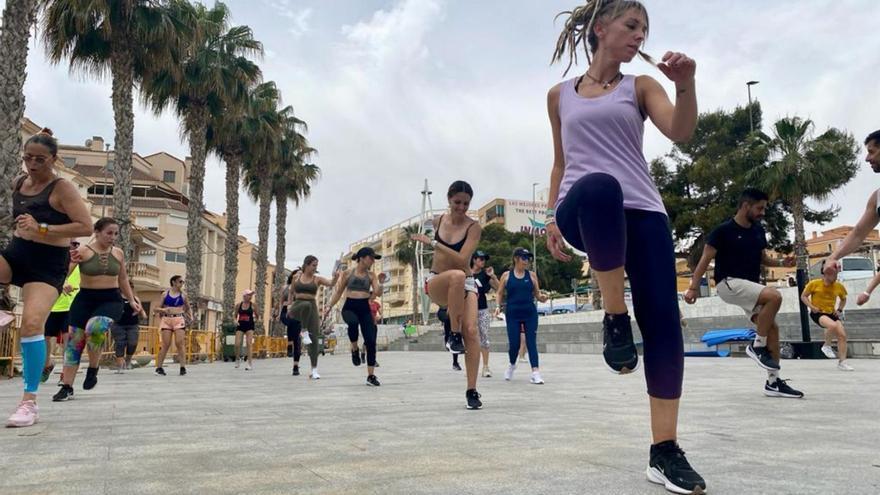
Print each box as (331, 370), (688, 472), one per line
(164, 252), (187, 264)
(163, 170), (176, 183)
(62, 157), (76, 168)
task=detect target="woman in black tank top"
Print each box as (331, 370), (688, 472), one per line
(234, 290), (259, 370)
(3, 130), (93, 428)
(411, 181), (484, 410)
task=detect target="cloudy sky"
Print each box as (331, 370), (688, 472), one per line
(9, 0), (880, 269)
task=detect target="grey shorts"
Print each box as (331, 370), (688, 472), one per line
(477, 309), (491, 350)
(717, 277), (766, 317)
(111, 324), (140, 357)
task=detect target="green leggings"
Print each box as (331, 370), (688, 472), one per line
(291, 299), (322, 367)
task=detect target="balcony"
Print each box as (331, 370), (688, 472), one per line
(128, 262), (162, 289)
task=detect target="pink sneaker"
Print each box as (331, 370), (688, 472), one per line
(6, 400), (39, 428)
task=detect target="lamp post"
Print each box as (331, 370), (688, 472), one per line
(746, 80), (759, 133)
(532, 182), (539, 276)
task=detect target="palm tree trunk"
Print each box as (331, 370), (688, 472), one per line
(109, 38), (135, 261)
(589, 267), (602, 310)
(410, 262), (419, 324)
(790, 194), (809, 271)
(255, 173), (272, 336)
(184, 105), (209, 327)
(0, 0), (37, 248)
(272, 194), (288, 337)
(221, 152), (242, 325)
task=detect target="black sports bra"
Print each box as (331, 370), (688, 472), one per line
(434, 215), (474, 253)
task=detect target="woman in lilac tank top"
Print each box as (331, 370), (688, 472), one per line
(544, 2), (705, 494)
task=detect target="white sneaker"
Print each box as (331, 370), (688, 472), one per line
(310, 369), (320, 380)
(837, 361), (854, 371)
(482, 367), (492, 378)
(235, 359), (240, 369)
(530, 371), (545, 384)
(821, 345), (837, 359)
(114, 369), (124, 375)
(302, 332), (312, 345)
(245, 362), (252, 371)
(504, 364), (516, 381)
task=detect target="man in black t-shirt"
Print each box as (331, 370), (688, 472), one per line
(472, 251), (499, 378)
(685, 188), (803, 399)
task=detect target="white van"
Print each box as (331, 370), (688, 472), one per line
(809, 256), (875, 281)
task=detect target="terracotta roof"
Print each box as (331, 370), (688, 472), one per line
(74, 164), (156, 182)
(808, 227), (880, 244)
(130, 197), (187, 212)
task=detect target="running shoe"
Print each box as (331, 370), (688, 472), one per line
(155, 367), (166, 376)
(83, 367), (98, 390)
(6, 400), (39, 427)
(180, 367), (187, 376)
(310, 369), (321, 380)
(245, 362), (252, 371)
(41, 363), (55, 383)
(482, 366), (492, 378)
(602, 313), (639, 374)
(646, 440), (706, 495)
(302, 332), (312, 345)
(351, 349), (362, 366)
(446, 332), (465, 354)
(504, 364), (516, 381)
(53, 385), (74, 402)
(465, 389), (482, 410)
(292, 365), (300, 376)
(235, 359), (240, 369)
(530, 371), (545, 384)
(763, 378), (804, 398)
(746, 344), (780, 371)
(821, 345), (837, 359)
(837, 361), (854, 371)
(452, 362), (462, 371)
(366, 375), (381, 387)
(114, 368), (123, 375)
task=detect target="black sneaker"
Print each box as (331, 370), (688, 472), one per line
(180, 367), (187, 376)
(466, 389), (482, 410)
(52, 384), (74, 402)
(452, 362), (462, 371)
(746, 344), (780, 371)
(155, 367), (166, 376)
(446, 332), (465, 354)
(366, 375), (381, 387)
(83, 367), (98, 390)
(351, 349), (361, 366)
(764, 378), (804, 398)
(602, 313), (639, 374)
(647, 440), (706, 494)
(292, 365), (300, 376)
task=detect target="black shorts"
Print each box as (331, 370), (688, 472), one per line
(44, 311), (70, 337)
(810, 312), (839, 327)
(1, 237), (69, 292)
(68, 288), (124, 329)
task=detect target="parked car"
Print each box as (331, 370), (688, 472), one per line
(551, 308), (573, 315)
(809, 256), (874, 281)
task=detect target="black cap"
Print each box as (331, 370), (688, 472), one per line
(513, 247), (533, 259)
(472, 250), (489, 261)
(352, 246), (382, 260)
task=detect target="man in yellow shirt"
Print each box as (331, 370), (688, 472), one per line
(800, 264), (852, 371)
(42, 252), (81, 383)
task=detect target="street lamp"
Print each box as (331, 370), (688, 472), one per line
(532, 182), (539, 276)
(746, 80), (759, 133)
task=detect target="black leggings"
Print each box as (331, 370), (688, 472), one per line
(342, 298), (377, 367)
(281, 306), (302, 362)
(556, 173), (684, 400)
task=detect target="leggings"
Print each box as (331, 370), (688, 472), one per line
(556, 172), (684, 400)
(342, 298), (378, 367)
(506, 311), (538, 368)
(290, 299), (321, 367)
(281, 306), (302, 362)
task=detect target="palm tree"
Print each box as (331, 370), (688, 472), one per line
(750, 117), (860, 272)
(270, 132), (318, 334)
(0, 0), (39, 247)
(394, 224), (423, 324)
(42, 0), (187, 260)
(141, 1), (262, 318)
(208, 81), (280, 325)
